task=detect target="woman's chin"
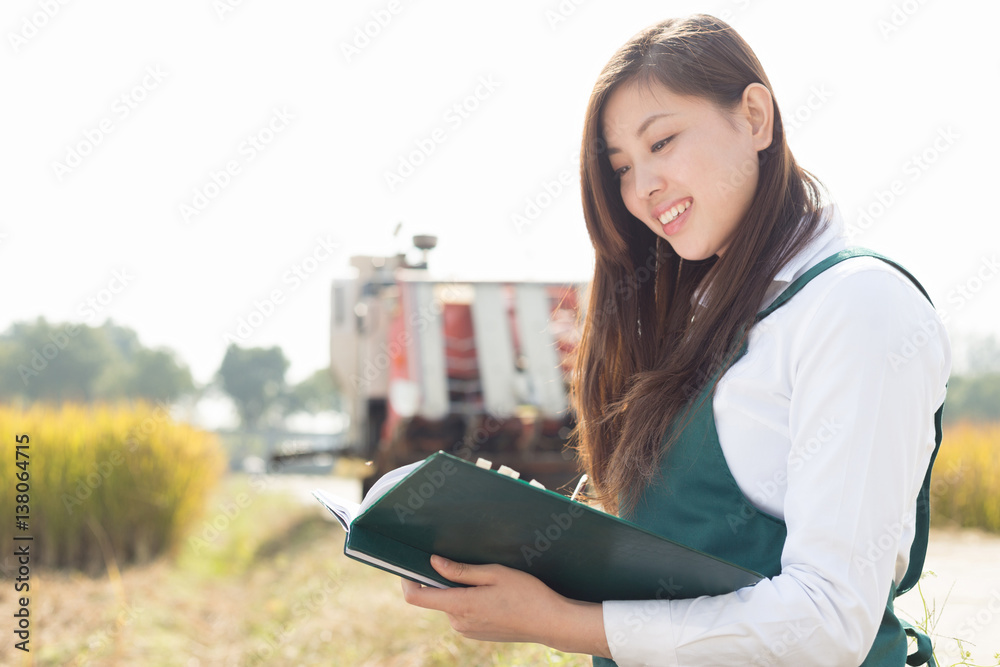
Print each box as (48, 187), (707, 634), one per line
(665, 239), (719, 262)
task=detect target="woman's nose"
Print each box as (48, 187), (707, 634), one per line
(633, 163), (664, 201)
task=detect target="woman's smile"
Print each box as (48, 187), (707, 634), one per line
(654, 197), (693, 235)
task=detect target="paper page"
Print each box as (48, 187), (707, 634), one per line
(344, 547), (449, 589)
(358, 458), (425, 515)
(312, 489), (361, 532)
(312, 457), (426, 530)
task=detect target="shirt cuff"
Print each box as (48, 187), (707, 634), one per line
(602, 599), (680, 667)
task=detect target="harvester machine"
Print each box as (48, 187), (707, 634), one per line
(330, 234), (588, 496)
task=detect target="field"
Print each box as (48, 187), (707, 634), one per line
(0, 475), (591, 667)
(2, 413), (998, 665)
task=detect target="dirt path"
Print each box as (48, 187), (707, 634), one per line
(894, 528), (1000, 663)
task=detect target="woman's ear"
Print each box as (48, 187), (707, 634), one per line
(742, 83), (774, 153)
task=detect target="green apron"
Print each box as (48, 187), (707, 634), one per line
(593, 249), (942, 666)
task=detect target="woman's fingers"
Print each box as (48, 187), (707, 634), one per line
(429, 555), (499, 586)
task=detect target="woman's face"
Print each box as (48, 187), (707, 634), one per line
(601, 78), (772, 260)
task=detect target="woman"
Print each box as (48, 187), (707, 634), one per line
(401, 14), (950, 666)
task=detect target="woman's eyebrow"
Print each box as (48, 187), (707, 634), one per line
(606, 112), (676, 155)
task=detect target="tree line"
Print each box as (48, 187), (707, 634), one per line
(0, 317), (340, 430)
(1, 317), (997, 426)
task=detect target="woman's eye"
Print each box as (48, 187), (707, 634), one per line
(610, 136), (673, 181)
(652, 136), (675, 151)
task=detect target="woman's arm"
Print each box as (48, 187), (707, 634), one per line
(400, 554), (612, 658)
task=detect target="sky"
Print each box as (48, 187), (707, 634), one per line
(2, 0), (997, 387)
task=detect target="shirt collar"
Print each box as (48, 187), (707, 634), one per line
(771, 202), (846, 284)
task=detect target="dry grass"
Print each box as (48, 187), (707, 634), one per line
(0, 401), (226, 571)
(932, 421), (1000, 533)
(0, 475), (592, 667)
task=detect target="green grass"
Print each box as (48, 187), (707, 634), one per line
(905, 572), (1000, 667)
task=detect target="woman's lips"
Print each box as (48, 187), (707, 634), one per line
(659, 200), (691, 236)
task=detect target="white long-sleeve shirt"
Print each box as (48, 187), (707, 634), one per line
(601, 202), (952, 666)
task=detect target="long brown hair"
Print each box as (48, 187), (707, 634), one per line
(570, 14), (829, 515)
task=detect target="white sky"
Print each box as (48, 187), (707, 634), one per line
(2, 0), (997, 386)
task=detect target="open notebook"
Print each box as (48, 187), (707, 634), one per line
(312, 450), (763, 602)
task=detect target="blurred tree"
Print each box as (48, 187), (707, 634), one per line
(0, 317), (195, 404)
(0, 318), (113, 403)
(967, 334), (1000, 374)
(216, 344), (290, 429)
(942, 373), (1000, 423)
(98, 346), (195, 403)
(939, 333), (1000, 423)
(282, 367), (342, 416)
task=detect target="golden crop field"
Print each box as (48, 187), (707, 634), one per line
(931, 421), (1000, 533)
(0, 401), (226, 572)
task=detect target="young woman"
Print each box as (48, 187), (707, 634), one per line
(401, 14), (950, 666)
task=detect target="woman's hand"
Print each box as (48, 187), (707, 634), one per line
(400, 555), (611, 658)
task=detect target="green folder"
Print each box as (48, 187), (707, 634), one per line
(312, 450), (762, 603)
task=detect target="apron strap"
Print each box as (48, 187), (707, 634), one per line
(900, 619), (937, 666)
(755, 247), (932, 321)
(897, 403), (943, 596)
(752, 247), (942, 596)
